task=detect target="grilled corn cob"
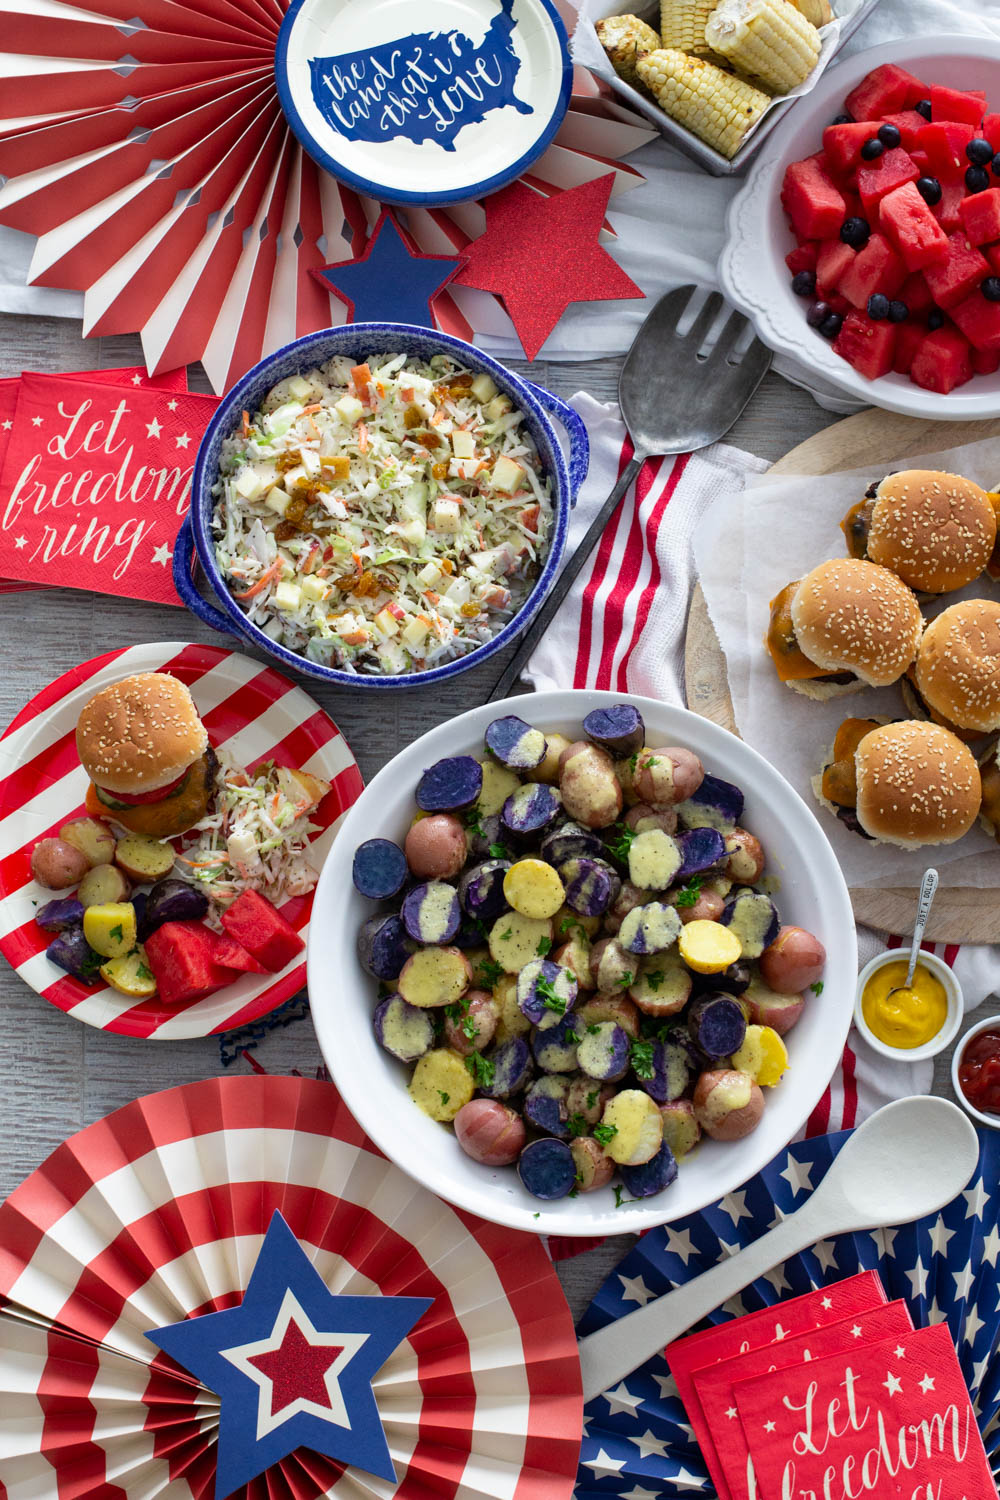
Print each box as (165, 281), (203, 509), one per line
(705, 0), (821, 95)
(595, 14), (662, 88)
(789, 0), (832, 25)
(660, 0), (718, 58)
(636, 47), (770, 158)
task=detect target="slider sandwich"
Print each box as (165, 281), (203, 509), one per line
(815, 718), (981, 848)
(841, 469), (996, 594)
(978, 743), (1000, 845)
(766, 558), (923, 699)
(903, 599), (1000, 739)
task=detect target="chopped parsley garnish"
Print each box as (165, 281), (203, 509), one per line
(605, 822), (636, 862)
(630, 1038), (656, 1080)
(644, 970), (665, 991)
(613, 1183), (641, 1208)
(489, 842), (510, 859)
(617, 970), (635, 988)
(136, 963), (154, 982)
(674, 874), (705, 909)
(646, 756), (661, 768)
(586, 1090), (598, 1109)
(535, 975), (567, 1016)
(568, 1184), (580, 1199)
(478, 957), (504, 986)
(464, 809), (484, 835)
(567, 1113), (588, 1138)
(565, 1029), (580, 1045)
(587, 1023), (600, 1035)
(461, 1015), (479, 1041)
(594, 1123), (618, 1147)
(499, 927), (513, 941)
(536, 936), (553, 956)
(465, 1053), (496, 1088)
(438, 1091), (450, 1106)
(109, 923), (124, 943)
(810, 980), (824, 996)
(626, 751), (640, 775)
(559, 915), (587, 938)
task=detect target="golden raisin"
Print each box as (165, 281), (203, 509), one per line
(274, 520), (298, 542)
(431, 461), (448, 481)
(460, 602), (480, 618)
(403, 406), (423, 431)
(285, 495), (308, 525)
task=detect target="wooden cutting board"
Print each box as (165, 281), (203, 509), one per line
(685, 406), (1000, 944)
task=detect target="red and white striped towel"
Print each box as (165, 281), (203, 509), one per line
(527, 395), (998, 1149)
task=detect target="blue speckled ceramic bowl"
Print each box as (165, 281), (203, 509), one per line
(175, 323), (589, 689)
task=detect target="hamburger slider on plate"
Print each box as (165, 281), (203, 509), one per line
(978, 743), (1000, 845)
(815, 718), (981, 848)
(765, 558), (923, 699)
(903, 599), (1000, 739)
(841, 469), (997, 594)
(78, 672), (217, 837)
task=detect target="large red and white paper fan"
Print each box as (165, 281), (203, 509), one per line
(0, 641), (363, 1039)
(0, 1075), (583, 1500)
(0, 0), (655, 391)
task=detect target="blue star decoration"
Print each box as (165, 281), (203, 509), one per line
(146, 1211), (432, 1500)
(311, 210), (465, 327)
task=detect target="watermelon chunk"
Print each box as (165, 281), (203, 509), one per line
(833, 312), (897, 380)
(781, 156), (847, 241)
(987, 244), (1000, 275)
(892, 320), (927, 375)
(959, 188), (1000, 247)
(899, 272), (933, 315)
(922, 232), (990, 309)
(144, 922), (237, 1008)
(973, 346), (1000, 375)
(910, 326), (973, 392)
(786, 244), (818, 274)
(908, 149), (931, 175)
(877, 110), (928, 153)
(199, 926), (268, 974)
(878, 181), (950, 270)
(931, 177), (967, 234)
(816, 238), (856, 292)
(949, 290), (1000, 351)
(983, 114), (1000, 153)
(857, 148), (919, 216)
(822, 121), (878, 176)
(845, 64), (927, 121)
(839, 232), (906, 308)
(220, 889), (305, 973)
(917, 121), (974, 179)
(929, 84), (986, 129)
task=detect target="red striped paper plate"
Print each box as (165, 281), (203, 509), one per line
(0, 642), (363, 1039)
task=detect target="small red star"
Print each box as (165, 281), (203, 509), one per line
(454, 173), (643, 360)
(246, 1318), (343, 1419)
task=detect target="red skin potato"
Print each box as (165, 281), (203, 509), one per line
(454, 1099), (526, 1166)
(443, 990), (498, 1056)
(744, 984), (806, 1036)
(760, 926), (826, 994)
(693, 1070), (765, 1141)
(404, 814), (467, 879)
(633, 748), (704, 808)
(678, 890), (725, 924)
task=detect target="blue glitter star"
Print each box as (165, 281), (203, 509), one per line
(147, 1211), (431, 1499)
(311, 210), (464, 327)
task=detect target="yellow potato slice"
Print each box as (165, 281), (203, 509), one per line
(600, 1089), (664, 1165)
(408, 1049), (475, 1121)
(678, 919), (742, 974)
(503, 859), (565, 920)
(398, 947), (470, 1008)
(82, 901), (137, 959)
(488, 912), (553, 972)
(99, 945), (157, 999)
(732, 1024), (789, 1087)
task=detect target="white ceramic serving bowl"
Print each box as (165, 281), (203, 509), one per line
(952, 1013), (1000, 1130)
(854, 949), (963, 1064)
(720, 36), (1000, 420)
(308, 690), (858, 1236)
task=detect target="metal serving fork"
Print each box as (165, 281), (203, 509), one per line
(488, 285), (772, 701)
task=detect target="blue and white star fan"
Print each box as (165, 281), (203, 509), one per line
(575, 1128), (1000, 1497)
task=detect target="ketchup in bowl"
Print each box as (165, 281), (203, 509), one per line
(958, 1029), (1000, 1115)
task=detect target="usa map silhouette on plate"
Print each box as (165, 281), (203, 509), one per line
(308, 0), (534, 152)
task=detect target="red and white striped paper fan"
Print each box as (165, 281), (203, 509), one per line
(0, 1074), (583, 1500)
(0, 641), (363, 1039)
(0, 0), (655, 391)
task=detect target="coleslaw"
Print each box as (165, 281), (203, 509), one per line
(211, 352), (554, 674)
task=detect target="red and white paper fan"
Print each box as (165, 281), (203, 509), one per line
(0, 641), (363, 1039)
(0, 0), (655, 391)
(0, 1074), (583, 1500)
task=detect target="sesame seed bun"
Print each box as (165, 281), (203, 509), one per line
(911, 600), (1000, 734)
(789, 559), (923, 688)
(866, 470), (996, 593)
(76, 672), (208, 795)
(854, 720), (981, 848)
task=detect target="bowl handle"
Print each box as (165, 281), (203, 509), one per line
(172, 515), (240, 636)
(525, 382), (590, 507)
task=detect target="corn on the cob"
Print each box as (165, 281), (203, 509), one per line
(705, 0), (821, 95)
(789, 0), (832, 26)
(636, 47), (770, 158)
(595, 14), (662, 89)
(660, 0), (718, 58)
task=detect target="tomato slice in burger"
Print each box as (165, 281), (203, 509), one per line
(103, 766), (191, 806)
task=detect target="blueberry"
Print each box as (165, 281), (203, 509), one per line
(840, 216), (871, 248)
(888, 300), (909, 323)
(867, 293), (890, 320)
(806, 299), (832, 328)
(878, 123), (901, 149)
(819, 311), (843, 340)
(967, 165), (991, 194)
(914, 98), (932, 121)
(860, 137), (885, 161)
(916, 175), (942, 205)
(967, 137), (995, 166)
(983, 278), (1000, 302)
(927, 308), (945, 330)
(993, 153), (1000, 178)
(830, 111), (854, 126)
(791, 270), (816, 296)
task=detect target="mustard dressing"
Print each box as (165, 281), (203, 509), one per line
(861, 959), (948, 1050)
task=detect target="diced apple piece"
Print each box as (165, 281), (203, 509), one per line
(273, 581), (302, 611)
(265, 487), (291, 517)
(335, 394), (365, 424)
(451, 429), (476, 459)
(490, 455), (524, 493)
(300, 575), (326, 602)
(470, 373), (498, 402)
(402, 616), (431, 648)
(287, 375), (314, 401)
(431, 498), (461, 532)
(374, 606), (401, 637)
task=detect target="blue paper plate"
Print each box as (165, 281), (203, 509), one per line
(576, 1127), (1000, 1495)
(275, 0), (573, 206)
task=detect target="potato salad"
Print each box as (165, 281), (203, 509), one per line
(212, 354), (554, 675)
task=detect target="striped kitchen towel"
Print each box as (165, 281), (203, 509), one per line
(526, 394), (995, 1166)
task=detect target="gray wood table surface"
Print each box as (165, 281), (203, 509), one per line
(0, 310), (965, 1326)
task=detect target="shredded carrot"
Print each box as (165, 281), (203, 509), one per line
(430, 409), (446, 427)
(233, 559), (282, 600)
(400, 386), (414, 403)
(357, 421), (369, 453)
(424, 589), (440, 604)
(241, 410), (250, 439)
(301, 403), (323, 415)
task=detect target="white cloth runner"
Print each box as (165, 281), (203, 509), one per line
(527, 395), (999, 1131)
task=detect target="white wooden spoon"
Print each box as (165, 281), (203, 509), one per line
(577, 1095), (978, 1403)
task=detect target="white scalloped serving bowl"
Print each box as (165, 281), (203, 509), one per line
(720, 36), (1000, 420)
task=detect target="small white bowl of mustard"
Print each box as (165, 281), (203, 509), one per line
(854, 950), (963, 1064)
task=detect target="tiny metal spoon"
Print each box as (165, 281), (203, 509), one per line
(887, 866), (939, 999)
(576, 1094), (978, 1403)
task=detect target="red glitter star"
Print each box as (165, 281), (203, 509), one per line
(246, 1318), (343, 1419)
(454, 173), (644, 360)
